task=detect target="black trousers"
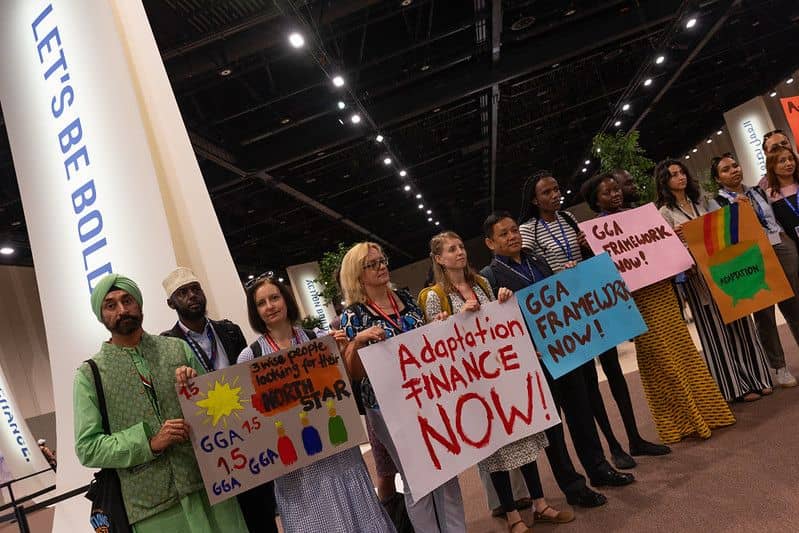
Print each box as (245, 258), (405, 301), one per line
(490, 462), (544, 514)
(583, 347), (643, 452)
(548, 364), (612, 481)
(237, 480), (278, 533)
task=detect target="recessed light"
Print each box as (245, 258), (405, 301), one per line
(288, 32), (305, 48)
(280, 118), (291, 125)
(685, 18), (697, 29)
(337, 101), (346, 110)
(622, 103), (630, 111)
(692, 148), (698, 153)
(219, 68), (232, 77)
(564, 9), (576, 16)
(426, 209), (432, 214)
(383, 157), (392, 166)
(428, 217), (433, 222)
(787, 78), (795, 85)
(399, 170), (407, 177)
(404, 185), (411, 191)
(248, 274), (255, 280)
(643, 78), (653, 86)
(420, 64), (430, 71)
(350, 113), (361, 124)
(566, 189), (572, 194)
(433, 108), (440, 113)
(418, 204), (424, 209)
(338, 118), (344, 125)
(435, 221), (440, 226)
(0, 247), (15, 255)
(401, 0), (413, 6)
(717, 130), (723, 136)
(278, 277), (285, 283)
(584, 159), (590, 165)
(416, 193), (422, 199)
(655, 55), (665, 64)
(614, 120), (622, 127)
(770, 91), (778, 98)
(332, 75), (345, 87)
(582, 168), (587, 173)
(685, 155), (691, 160)
(706, 139), (712, 144)
(375, 134), (384, 142)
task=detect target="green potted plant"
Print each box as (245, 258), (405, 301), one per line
(316, 242), (350, 305)
(591, 130), (656, 203)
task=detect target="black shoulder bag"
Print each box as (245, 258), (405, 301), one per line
(84, 359), (133, 533)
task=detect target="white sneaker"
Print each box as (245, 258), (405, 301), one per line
(776, 367), (798, 388)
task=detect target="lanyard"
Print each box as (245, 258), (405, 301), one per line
(779, 191), (799, 219)
(723, 189), (768, 229)
(498, 256), (539, 284)
(365, 290), (403, 331)
(263, 327), (302, 353)
(538, 216), (572, 260)
(184, 324), (218, 372)
(674, 201), (698, 220)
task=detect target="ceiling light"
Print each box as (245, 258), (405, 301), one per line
(399, 170), (407, 177)
(404, 185), (411, 191)
(655, 55), (665, 65)
(247, 274), (254, 280)
(428, 217), (433, 222)
(596, 147), (601, 153)
(280, 118), (291, 125)
(338, 118), (344, 125)
(643, 78), (653, 86)
(692, 148), (698, 153)
(614, 120), (622, 127)
(435, 221), (440, 226)
(420, 64), (430, 71)
(584, 159), (590, 165)
(582, 168), (587, 173)
(770, 91), (778, 98)
(288, 32), (305, 48)
(787, 78), (795, 85)
(350, 113), (361, 124)
(1, 246), (17, 255)
(383, 157), (392, 166)
(418, 204), (424, 209)
(337, 101), (346, 110)
(685, 17), (697, 29)
(375, 134), (384, 142)
(564, 9), (576, 16)
(416, 193), (422, 199)
(566, 189), (572, 194)
(716, 130), (723, 136)
(332, 75), (345, 87)
(685, 155), (691, 160)
(219, 68), (232, 77)
(278, 277), (285, 283)
(426, 209), (432, 214)
(622, 103), (630, 111)
(706, 139), (712, 144)
(401, 0), (413, 6)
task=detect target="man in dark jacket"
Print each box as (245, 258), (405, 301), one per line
(480, 211), (634, 507)
(161, 266), (277, 533)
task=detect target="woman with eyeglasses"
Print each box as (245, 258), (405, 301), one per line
(765, 145), (799, 245)
(712, 153), (799, 388)
(236, 276), (396, 533)
(580, 172), (734, 443)
(656, 159), (772, 403)
(339, 243), (466, 533)
(420, 231), (573, 533)
(520, 171), (668, 467)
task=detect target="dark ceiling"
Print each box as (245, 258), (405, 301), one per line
(2, 0), (799, 277)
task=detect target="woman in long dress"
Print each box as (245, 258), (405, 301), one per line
(237, 276), (396, 533)
(655, 159), (773, 402)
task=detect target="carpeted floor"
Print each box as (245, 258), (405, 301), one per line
(361, 324), (799, 533)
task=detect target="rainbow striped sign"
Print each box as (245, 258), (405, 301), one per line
(703, 203), (740, 256)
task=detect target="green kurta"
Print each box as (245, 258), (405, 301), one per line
(73, 337), (248, 533)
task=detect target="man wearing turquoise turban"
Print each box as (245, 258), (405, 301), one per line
(74, 273), (248, 532)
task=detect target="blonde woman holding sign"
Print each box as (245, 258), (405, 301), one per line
(420, 231), (572, 533)
(236, 276), (395, 533)
(339, 242), (466, 533)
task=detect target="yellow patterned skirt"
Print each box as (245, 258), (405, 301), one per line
(632, 280), (735, 444)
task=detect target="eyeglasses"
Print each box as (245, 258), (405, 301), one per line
(363, 258), (389, 271)
(244, 270), (275, 289)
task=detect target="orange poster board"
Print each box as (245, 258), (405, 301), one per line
(683, 202), (793, 323)
(780, 96), (799, 145)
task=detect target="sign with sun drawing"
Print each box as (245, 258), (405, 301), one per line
(177, 334), (366, 504)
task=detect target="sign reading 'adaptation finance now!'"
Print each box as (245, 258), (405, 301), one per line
(178, 335), (365, 504)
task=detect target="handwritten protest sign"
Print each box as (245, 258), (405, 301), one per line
(177, 335), (365, 504)
(579, 203), (694, 291)
(359, 301), (559, 500)
(516, 253), (648, 379)
(683, 202), (793, 323)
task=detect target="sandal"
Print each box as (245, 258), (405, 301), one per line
(761, 387), (773, 396)
(508, 519), (531, 533)
(741, 392), (761, 402)
(533, 505), (575, 524)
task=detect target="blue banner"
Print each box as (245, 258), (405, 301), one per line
(515, 253), (647, 379)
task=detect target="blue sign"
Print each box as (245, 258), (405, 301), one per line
(515, 253), (647, 379)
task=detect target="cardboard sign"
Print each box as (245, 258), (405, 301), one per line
(516, 254), (648, 379)
(579, 204), (695, 291)
(683, 202), (794, 323)
(358, 300), (559, 500)
(177, 335), (366, 504)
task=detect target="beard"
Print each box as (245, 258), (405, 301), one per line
(177, 300), (207, 322)
(105, 313), (143, 335)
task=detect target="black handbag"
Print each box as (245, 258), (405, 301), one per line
(84, 359), (133, 533)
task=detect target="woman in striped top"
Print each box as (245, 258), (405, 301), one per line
(519, 171), (669, 464)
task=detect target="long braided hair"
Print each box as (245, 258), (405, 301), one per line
(518, 170), (554, 224)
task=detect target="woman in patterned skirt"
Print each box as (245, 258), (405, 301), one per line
(420, 231), (573, 533)
(655, 159), (773, 402)
(237, 276), (396, 533)
(583, 172), (735, 443)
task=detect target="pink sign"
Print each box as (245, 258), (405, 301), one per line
(578, 203), (694, 291)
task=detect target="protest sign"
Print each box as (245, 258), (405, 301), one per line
(579, 203), (695, 291)
(683, 202), (793, 323)
(177, 334), (365, 504)
(516, 253), (648, 379)
(359, 300), (559, 500)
